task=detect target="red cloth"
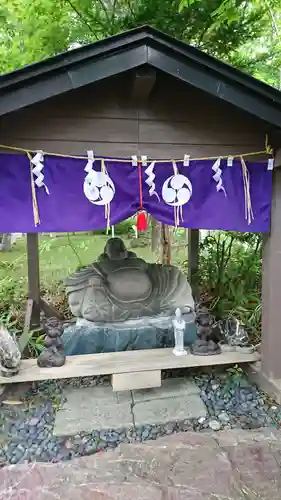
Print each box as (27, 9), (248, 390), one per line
(136, 211), (147, 231)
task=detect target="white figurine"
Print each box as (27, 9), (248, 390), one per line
(172, 308), (187, 356)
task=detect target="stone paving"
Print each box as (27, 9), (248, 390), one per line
(1, 429), (281, 499)
(2, 369), (281, 465)
(53, 378), (207, 435)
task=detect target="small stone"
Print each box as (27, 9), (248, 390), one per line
(165, 422), (175, 434)
(99, 430), (107, 441)
(97, 440), (107, 450)
(198, 416), (206, 424)
(106, 431), (120, 443)
(218, 412), (230, 423)
(211, 384), (219, 391)
(65, 438), (72, 449)
(28, 417), (39, 426)
(142, 427), (150, 440)
(208, 419), (222, 431)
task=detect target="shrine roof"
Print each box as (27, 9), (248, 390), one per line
(0, 25), (281, 128)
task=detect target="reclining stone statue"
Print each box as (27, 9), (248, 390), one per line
(63, 237), (196, 355)
(65, 237), (194, 322)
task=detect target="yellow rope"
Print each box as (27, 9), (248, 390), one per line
(26, 151), (40, 226)
(0, 143), (271, 164)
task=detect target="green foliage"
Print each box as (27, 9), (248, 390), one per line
(93, 219), (134, 236)
(199, 231), (262, 341)
(0, 0), (280, 87)
(221, 364), (245, 395)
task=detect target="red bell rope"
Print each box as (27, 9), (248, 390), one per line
(136, 160), (147, 231)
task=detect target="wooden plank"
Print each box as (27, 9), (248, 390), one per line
(0, 348), (260, 385)
(139, 119), (263, 145)
(39, 298), (62, 320)
(26, 233), (41, 327)
(112, 370), (161, 392)
(131, 68), (156, 103)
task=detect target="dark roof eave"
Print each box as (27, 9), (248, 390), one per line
(0, 25), (281, 128)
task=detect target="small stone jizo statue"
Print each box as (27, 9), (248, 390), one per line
(37, 317), (66, 368)
(190, 304), (221, 355)
(172, 308), (187, 356)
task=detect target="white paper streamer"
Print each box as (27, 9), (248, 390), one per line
(145, 161), (160, 201)
(183, 154), (190, 167)
(31, 151), (49, 194)
(227, 156), (234, 167)
(141, 155), (148, 166)
(212, 158), (227, 197)
(268, 158), (274, 171)
(131, 155), (138, 166)
(84, 150), (95, 173)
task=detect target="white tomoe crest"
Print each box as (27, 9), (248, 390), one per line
(83, 170), (115, 205)
(162, 169), (192, 207)
(83, 152), (115, 206)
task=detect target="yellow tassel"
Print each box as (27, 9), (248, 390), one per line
(27, 152), (40, 227)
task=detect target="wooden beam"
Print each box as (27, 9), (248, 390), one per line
(188, 229), (199, 300)
(131, 68), (156, 103)
(26, 233), (41, 327)
(39, 298), (62, 320)
(0, 348), (260, 385)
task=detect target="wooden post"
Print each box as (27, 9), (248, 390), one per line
(261, 167), (281, 380)
(151, 217), (161, 253)
(188, 229), (199, 300)
(26, 233), (41, 327)
(161, 224), (171, 264)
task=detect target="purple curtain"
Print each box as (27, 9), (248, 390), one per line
(0, 154), (272, 233)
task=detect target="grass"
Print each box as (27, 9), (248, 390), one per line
(0, 232), (187, 297)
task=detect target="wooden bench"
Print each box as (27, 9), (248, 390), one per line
(0, 348), (260, 392)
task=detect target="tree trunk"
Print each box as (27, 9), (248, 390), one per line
(161, 224), (172, 265)
(151, 217), (161, 253)
(0, 233), (12, 252)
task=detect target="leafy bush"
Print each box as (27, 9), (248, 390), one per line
(0, 275), (26, 344)
(93, 219), (134, 236)
(198, 231), (261, 342)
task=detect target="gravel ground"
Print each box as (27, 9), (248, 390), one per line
(1, 368), (281, 466)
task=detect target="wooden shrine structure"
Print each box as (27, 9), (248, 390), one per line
(0, 26), (281, 396)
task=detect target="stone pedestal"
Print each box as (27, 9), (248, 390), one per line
(62, 312), (197, 356)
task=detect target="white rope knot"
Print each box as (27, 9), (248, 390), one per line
(212, 158), (226, 197)
(145, 161), (160, 201)
(31, 151), (49, 194)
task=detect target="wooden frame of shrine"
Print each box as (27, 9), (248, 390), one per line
(0, 26), (281, 397)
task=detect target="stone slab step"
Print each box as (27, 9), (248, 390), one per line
(1, 429), (281, 500)
(53, 378), (207, 436)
